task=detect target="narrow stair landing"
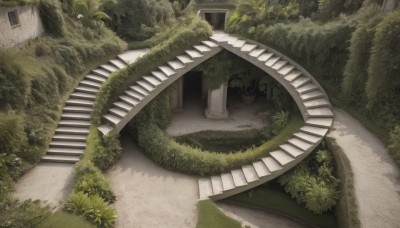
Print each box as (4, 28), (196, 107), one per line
(42, 50), (148, 163)
(197, 32), (334, 201)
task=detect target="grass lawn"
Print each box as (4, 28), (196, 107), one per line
(223, 183), (337, 228)
(127, 40), (152, 50)
(196, 200), (241, 228)
(37, 212), (95, 228)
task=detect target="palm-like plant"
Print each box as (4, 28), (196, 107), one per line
(72, 0), (112, 22)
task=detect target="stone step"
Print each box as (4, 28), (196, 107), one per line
(91, 69), (110, 78)
(75, 86), (99, 95)
(226, 36), (239, 45)
(287, 138), (313, 151)
(99, 64), (118, 73)
(278, 65), (295, 76)
(125, 90), (144, 101)
(293, 132), (322, 144)
(258, 53), (274, 62)
(262, 157), (282, 172)
(301, 90), (325, 101)
(304, 98), (330, 109)
(185, 50), (203, 59)
(167, 61), (185, 71)
(109, 59), (127, 69)
(198, 178), (213, 200)
(305, 118), (333, 128)
(52, 134), (87, 142)
(61, 113), (91, 120)
(158, 66), (176, 77)
(119, 95), (140, 106)
(55, 127), (89, 135)
(59, 120), (91, 128)
(284, 71), (302, 82)
(252, 161), (271, 178)
(265, 57), (280, 67)
(176, 55), (194, 65)
(201, 40), (219, 48)
(130, 85), (149, 97)
(221, 173), (235, 191)
(70, 92), (96, 100)
(270, 150), (295, 166)
(62, 106), (93, 114)
(232, 39), (246, 48)
(47, 147), (84, 156)
(249, 48), (266, 58)
(42, 155), (80, 163)
(300, 125), (329, 137)
(241, 44), (257, 53)
(271, 60), (287, 71)
(50, 141), (86, 149)
(113, 101), (133, 112)
(307, 107), (334, 118)
(297, 83), (319, 94)
(151, 71), (169, 82)
(211, 176), (223, 195)
(85, 74), (106, 83)
(193, 45), (211, 53)
(104, 114), (121, 125)
(143, 76), (161, 87)
(98, 125), (113, 136)
(79, 80), (102, 89)
(231, 169), (247, 187)
(292, 76), (311, 88)
(136, 80), (155, 92)
(66, 99), (94, 107)
(109, 107), (128, 118)
(241, 165), (259, 183)
(279, 144), (304, 157)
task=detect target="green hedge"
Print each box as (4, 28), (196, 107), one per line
(136, 115), (302, 176)
(38, 0), (65, 37)
(92, 16), (212, 124)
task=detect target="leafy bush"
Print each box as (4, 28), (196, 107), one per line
(279, 149), (340, 214)
(39, 0), (65, 37)
(35, 43), (52, 57)
(92, 16), (212, 124)
(92, 135), (122, 171)
(74, 173), (116, 203)
(64, 192), (116, 228)
(388, 124), (400, 166)
(271, 110), (289, 135)
(0, 114), (27, 155)
(0, 198), (51, 228)
(136, 115), (302, 176)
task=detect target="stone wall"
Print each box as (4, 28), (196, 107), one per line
(0, 5), (44, 50)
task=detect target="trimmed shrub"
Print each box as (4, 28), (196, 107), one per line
(0, 114), (27, 155)
(342, 16), (381, 103)
(92, 17), (212, 124)
(39, 0), (65, 37)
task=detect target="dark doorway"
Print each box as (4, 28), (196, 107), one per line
(183, 71), (204, 110)
(204, 12), (226, 30)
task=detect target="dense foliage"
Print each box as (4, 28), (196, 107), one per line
(279, 149), (340, 214)
(92, 16), (212, 124)
(104, 0), (174, 40)
(388, 125), (400, 165)
(39, 0), (66, 37)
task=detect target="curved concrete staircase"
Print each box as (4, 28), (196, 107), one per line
(96, 32), (333, 200)
(42, 50), (148, 163)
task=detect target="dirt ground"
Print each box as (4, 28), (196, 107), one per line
(328, 108), (400, 228)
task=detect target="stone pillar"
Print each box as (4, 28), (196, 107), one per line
(205, 82), (229, 119)
(170, 77), (183, 112)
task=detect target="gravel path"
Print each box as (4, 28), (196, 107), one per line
(13, 163), (75, 208)
(107, 137), (198, 228)
(328, 108), (400, 228)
